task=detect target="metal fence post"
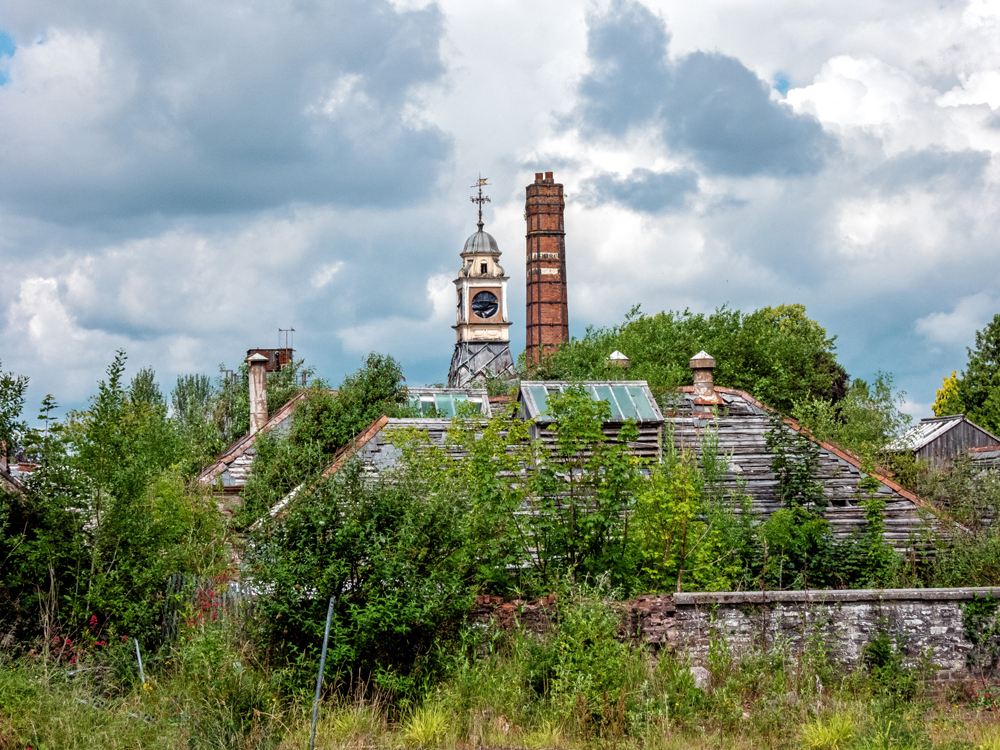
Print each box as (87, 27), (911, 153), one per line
(134, 638), (145, 684)
(309, 597), (336, 750)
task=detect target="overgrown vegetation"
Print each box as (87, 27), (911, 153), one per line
(3, 303), (1000, 747)
(525, 304), (848, 413)
(3, 591), (1000, 749)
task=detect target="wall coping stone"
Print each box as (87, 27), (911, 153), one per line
(675, 587), (1000, 606)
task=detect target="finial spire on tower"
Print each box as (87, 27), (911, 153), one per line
(470, 175), (490, 228)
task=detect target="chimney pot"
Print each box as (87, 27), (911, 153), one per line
(545, 171), (554, 182)
(606, 350), (630, 368)
(689, 350), (716, 400)
(247, 352), (269, 434)
(535, 172), (544, 183)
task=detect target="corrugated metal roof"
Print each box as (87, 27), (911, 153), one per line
(518, 381), (664, 424)
(407, 387), (491, 417)
(888, 416), (966, 452)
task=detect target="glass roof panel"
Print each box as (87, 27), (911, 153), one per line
(435, 394), (456, 417)
(625, 385), (658, 421)
(528, 385), (551, 419)
(593, 384), (624, 420)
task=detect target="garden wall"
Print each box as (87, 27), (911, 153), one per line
(475, 587), (1000, 682)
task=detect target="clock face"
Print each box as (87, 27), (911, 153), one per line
(471, 290), (499, 319)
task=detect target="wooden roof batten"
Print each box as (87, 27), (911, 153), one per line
(673, 384), (929, 510)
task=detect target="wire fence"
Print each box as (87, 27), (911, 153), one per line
(162, 573), (253, 642)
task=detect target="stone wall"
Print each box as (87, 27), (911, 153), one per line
(474, 587), (1000, 683)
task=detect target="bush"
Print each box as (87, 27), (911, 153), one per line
(861, 624), (918, 702)
(247, 450), (479, 696)
(549, 592), (632, 713)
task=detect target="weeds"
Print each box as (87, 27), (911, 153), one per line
(402, 703), (451, 748)
(801, 712), (854, 749)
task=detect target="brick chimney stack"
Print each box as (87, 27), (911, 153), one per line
(525, 171), (569, 363)
(247, 352), (269, 434)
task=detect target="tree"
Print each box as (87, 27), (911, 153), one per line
(632, 431), (743, 593)
(793, 372), (912, 458)
(0, 394), (88, 639)
(62, 353), (199, 638)
(525, 304), (847, 414)
(247, 455), (477, 696)
(289, 352), (410, 453)
(933, 371), (965, 417)
(959, 314), (1000, 434)
(237, 353), (414, 528)
(0, 359), (29, 462)
(930, 314), (1000, 433)
(525, 385), (644, 589)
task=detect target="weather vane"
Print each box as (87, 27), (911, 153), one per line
(470, 175), (490, 227)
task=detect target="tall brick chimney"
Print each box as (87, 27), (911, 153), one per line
(247, 352), (269, 435)
(525, 171), (569, 364)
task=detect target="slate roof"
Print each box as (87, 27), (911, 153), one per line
(259, 416), (459, 524)
(260, 380), (945, 552)
(0, 466), (24, 495)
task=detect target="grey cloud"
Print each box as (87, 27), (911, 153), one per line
(575, 0), (833, 177)
(666, 52), (832, 177)
(0, 0), (451, 223)
(577, 0), (670, 137)
(870, 148), (991, 194)
(580, 167), (698, 212)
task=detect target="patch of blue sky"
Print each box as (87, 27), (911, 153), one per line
(773, 74), (790, 97)
(0, 31), (15, 85)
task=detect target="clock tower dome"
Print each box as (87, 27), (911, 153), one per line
(447, 177), (515, 387)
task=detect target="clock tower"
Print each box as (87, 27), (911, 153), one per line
(447, 177), (515, 387)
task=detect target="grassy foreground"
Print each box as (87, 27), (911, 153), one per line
(1, 629), (999, 750)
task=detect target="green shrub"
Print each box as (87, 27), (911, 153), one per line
(861, 624), (918, 702)
(549, 594), (632, 712)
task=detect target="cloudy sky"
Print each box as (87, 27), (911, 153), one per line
(1, 0), (999, 417)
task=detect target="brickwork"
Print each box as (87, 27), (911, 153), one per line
(474, 588), (1000, 682)
(525, 172), (569, 363)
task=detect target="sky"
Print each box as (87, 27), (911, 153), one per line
(1, 0), (999, 419)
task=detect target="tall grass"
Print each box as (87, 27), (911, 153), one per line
(2, 599), (1000, 750)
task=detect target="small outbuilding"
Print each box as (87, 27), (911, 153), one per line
(888, 415), (1000, 469)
